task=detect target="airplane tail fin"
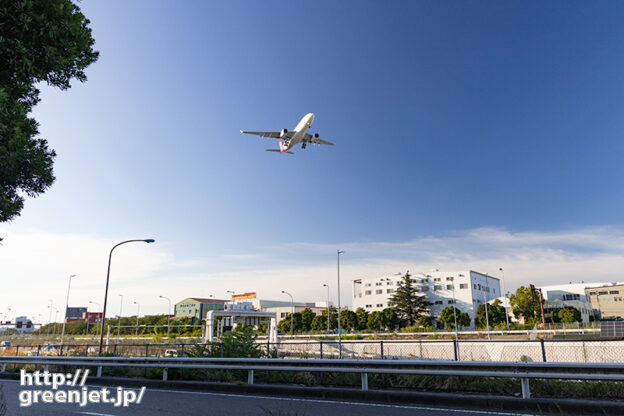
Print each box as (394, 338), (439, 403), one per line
(278, 138), (286, 153)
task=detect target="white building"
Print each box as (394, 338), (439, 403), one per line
(353, 270), (501, 328)
(226, 298), (331, 320)
(538, 282), (621, 324)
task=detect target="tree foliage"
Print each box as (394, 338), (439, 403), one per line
(476, 299), (508, 329)
(0, 0), (98, 222)
(439, 306), (471, 329)
(558, 306), (582, 323)
(387, 272), (431, 326)
(509, 286), (540, 325)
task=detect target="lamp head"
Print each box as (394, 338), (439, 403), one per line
(144, 239), (155, 243)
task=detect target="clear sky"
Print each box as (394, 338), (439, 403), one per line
(2, 1), (624, 320)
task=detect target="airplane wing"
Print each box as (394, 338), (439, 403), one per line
(240, 130), (282, 139)
(303, 133), (334, 146)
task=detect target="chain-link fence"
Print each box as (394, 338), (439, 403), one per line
(2, 339), (623, 362)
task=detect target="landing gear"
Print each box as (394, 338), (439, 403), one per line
(302, 143), (307, 149)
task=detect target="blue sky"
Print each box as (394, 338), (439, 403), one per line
(3, 1), (624, 319)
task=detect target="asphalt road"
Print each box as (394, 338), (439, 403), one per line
(0, 379), (537, 416)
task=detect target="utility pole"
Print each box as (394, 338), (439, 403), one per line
(337, 250), (344, 358)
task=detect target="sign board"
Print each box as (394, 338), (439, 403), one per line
(232, 292), (256, 300)
(600, 321), (624, 338)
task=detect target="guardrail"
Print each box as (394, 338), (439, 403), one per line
(2, 355), (623, 399)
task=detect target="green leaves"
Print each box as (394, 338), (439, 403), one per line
(387, 272), (431, 327)
(0, 0), (98, 222)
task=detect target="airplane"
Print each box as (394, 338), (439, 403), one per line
(240, 113), (334, 154)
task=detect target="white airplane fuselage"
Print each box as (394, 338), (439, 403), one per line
(280, 113), (314, 152)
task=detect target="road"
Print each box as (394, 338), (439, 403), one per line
(0, 379), (537, 416)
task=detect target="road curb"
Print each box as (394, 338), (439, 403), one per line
(43, 375), (624, 416)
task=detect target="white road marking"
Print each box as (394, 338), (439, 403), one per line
(75, 413), (116, 416)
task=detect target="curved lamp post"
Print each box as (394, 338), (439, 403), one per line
(60, 274), (77, 348)
(281, 290), (294, 337)
(159, 295), (171, 338)
(98, 239), (155, 355)
(322, 283), (330, 334)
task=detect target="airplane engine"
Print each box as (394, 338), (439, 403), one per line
(280, 128), (289, 138)
(314, 133), (319, 138)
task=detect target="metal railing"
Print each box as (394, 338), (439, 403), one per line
(2, 355), (624, 399)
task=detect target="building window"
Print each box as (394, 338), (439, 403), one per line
(365, 304), (372, 308)
(460, 283), (468, 289)
(420, 286), (429, 291)
(434, 300), (443, 305)
(599, 291), (608, 295)
(387, 289), (394, 294)
(376, 303), (383, 307)
(387, 281), (392, 285)
(446, 285), (453, 290)
(365, 290), (371, 295)
(434, 285), (443, 291)
(376, 290), (383, 294)
(410, 279), (417, 283)
(376, 282), (382, 286)
(434, 278), (441, 282)
(446, 276), (454, 281)
(448, 300), (454, 304)
(474, 284), (477, 289)
(610, 291), (620, 295)
(365, 283), (371, 287)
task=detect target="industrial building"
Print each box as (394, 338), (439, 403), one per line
(538, 282), (618, 324)
(587, 283), (624, 319)
(174, 297), (228, 322)
(353, 270), (501, 329)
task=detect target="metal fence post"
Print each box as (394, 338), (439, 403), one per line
(320, 341), (323, 359)
(15, 346), (19, 356)
(163, 367), (168, 381)
(361, 373), (368, 391)
(453, 340), (458, 361)
(96, 366), (102, 377)
(540, 339), (547, 362)
(113, 344), (117, 356)
(520, 378), (531, 398)
(1, 363), (6, 373)
(380, 341), (384, 360)
(248, 369), (254, 385)
(59, 345), (63, 356)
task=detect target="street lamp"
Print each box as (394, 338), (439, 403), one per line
(133, 301), (140, 337)
(281, 291), (294, 337)
(159, 295), (171, 338)
(89, 301), (100, 337)
(117, 294), (123, 341)
(499, 268), (510, 330)
(60, 274), (77, 348)
(98, 239), (155, 356)
(337, 249), (345, 358)
(451, 276), (459, 342)
(322, 284), (330, 334)
(46, 302), (55, 339)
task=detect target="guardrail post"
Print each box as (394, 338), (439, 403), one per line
(520, 378), (531, 398)
(44, 364), (48, 372)
(361, 373), (368, 391)
(163, 368), (168, 381)
(59, 345), (63, 356)
(96, 366), (102, 377)
(1, 363), (6, 373)
(248, 369), (254, 385)
(540, 339), (547, 362)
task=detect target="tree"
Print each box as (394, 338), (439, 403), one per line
(509, 286), (540, 325)
(558, 306), (581, 323)
(476, 300), (507, 329)
(380, 308), (398, 331)
(367, 311), (384, 331)
(300, 308), (316, 332)
(278, 312), (302, 333)
(439, 306), (471, 329)
(355, 308), (369, 331)
(340, 310), (358, 331)
(0, 0), (98, 223)
(310, 315), (327, 332)
(387, 271), (431, 326)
